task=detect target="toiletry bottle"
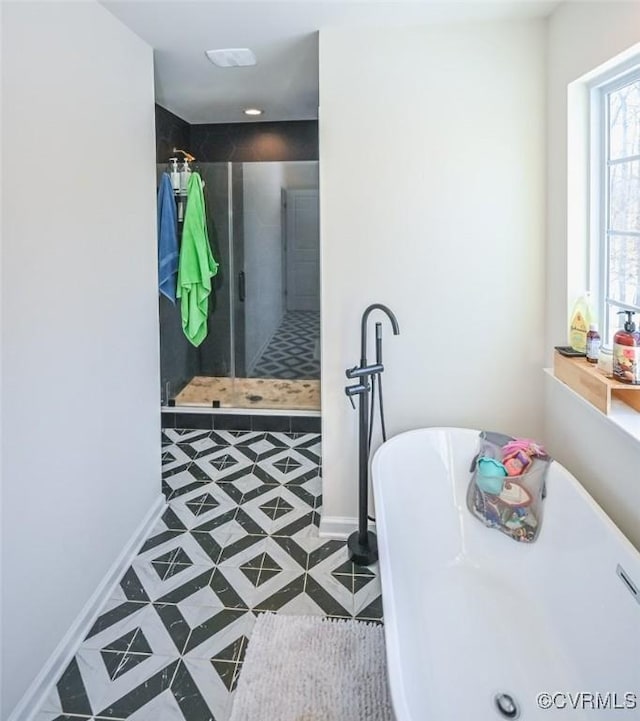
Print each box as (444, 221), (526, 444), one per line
(597, 347), (613, 377)
(569, 293), (593, 354)
(169, 158), (180, 192)
(180, 160), (191, 195)
(586, 324), (601, 364)
(613, 311), (640, 384)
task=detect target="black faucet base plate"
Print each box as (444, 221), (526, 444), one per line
(347, 530), (378, 566)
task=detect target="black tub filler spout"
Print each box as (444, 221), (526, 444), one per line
(344, 303), (400, 566)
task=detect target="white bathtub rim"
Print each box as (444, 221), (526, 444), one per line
(372, 425), (640, 561)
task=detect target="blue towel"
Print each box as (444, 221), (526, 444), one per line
(157, 173), (179, 303)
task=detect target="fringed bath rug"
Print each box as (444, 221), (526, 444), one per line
(229, 614), (395, 721)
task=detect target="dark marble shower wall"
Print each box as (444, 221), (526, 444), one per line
(155, 104), (319, 163)
(190, 121), (319, 162)
(155, 105), (190, 164)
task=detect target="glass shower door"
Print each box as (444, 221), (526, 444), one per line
(229, 160), (321, 411)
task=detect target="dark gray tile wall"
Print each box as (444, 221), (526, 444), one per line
(162, 412), (321, 434)
(190, 121), (318, 162)
(156, 105), (318, 163)
(155, 105), (190, 164)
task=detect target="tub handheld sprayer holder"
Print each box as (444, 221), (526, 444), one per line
(344, 303), (400, 566)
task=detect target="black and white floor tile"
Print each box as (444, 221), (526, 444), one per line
(38, 428), (382, 721)
(251, 311), (320, 380)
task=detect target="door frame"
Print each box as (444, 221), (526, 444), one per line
(282, 187), (320, 313)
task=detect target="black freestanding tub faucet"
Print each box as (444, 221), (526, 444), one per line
(344, 303), (400, 566)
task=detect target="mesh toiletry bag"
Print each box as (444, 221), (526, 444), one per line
(466, 430), (550, 543)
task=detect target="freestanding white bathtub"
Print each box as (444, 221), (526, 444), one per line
(372, 428), (640, 721)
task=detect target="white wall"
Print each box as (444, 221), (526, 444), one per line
(319, 20), (545, 525)
(243, 163), (286, 371)
(544, 376), (640, 550)
(545, 1), (640, 548)
(1, 2), (160, 716)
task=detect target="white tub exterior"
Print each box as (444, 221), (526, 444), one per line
(372, 428), (640, 721)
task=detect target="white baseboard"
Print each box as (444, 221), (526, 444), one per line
(318, 515), (377, 539)
(10, 495), (166, 721)
(318, 515), (358, 539)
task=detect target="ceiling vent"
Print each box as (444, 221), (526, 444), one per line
(205, 48), (256, 68)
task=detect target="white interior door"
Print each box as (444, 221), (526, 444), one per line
(285, 189), (320, 311)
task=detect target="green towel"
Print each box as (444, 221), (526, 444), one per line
(177, 173), (219, 346)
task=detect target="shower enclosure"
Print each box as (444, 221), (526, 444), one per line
(159, 161), (320, 412)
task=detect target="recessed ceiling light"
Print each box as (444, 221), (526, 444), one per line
(205, 48), (256, 68)
(244, 108), (263, 116)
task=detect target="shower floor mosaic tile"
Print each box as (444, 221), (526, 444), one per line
(38, 428), (382, 721)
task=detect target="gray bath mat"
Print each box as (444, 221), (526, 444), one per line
(229, 614), (395, 721)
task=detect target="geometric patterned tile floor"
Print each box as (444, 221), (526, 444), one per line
(38, 428), (382, 721)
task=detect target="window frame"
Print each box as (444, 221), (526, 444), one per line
(590, 64), (640, 347)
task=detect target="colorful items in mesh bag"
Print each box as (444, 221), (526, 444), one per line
(467, 432), (551, 543)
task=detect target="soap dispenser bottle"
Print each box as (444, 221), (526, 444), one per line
(169, 158), (180, 192)
(180, 160), (191, 195)
(613, 310), (640, 384)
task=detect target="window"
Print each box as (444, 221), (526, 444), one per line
(592, 68), (640, 346)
